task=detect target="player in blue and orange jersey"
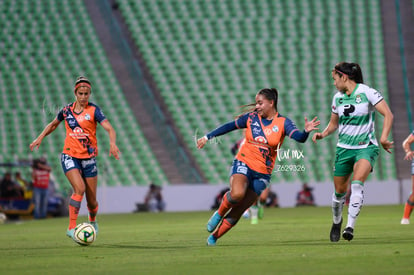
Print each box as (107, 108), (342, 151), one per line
(197, 88), (320, 246)
(30, 76), (120, 241)
(401, 130), (414, 225)
(232, 132), (269, 224)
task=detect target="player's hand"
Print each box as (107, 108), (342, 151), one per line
(404, 151), (414, 161)
(312, 132), (324, 143)
(29, 138), (42, 151)
(380, 139), (394, 154)
(304, 116), (320, 133)
(109, 143), (121, 160)
(197, 136), (208, 149)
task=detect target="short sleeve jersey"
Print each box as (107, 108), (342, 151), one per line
(234, 112), (300, 174)
(331, 83), (383, 149)
(57, 102), (107, 158)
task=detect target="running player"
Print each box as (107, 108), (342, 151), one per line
(30, 76), (120, 241)
(197, 88), (320, 246)
(312, 62), (393, 241)
(400, 131), (414, 224)
(231, 131), (266, 224)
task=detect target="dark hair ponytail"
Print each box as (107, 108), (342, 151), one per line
(258, 88), (278, 111)
(237, 88), (279, 118)
(334, 62), (364, 83)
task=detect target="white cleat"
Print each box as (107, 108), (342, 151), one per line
(401, 218), (410, 225)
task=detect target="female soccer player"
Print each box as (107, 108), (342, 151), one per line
(30, 76), (120, 240)
(312, 62), (393, 242)
(400, 131), (414, 224)
(197, 88), (320, 246)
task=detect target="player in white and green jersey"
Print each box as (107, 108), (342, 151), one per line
(332, 83), (383, 149)
(312, 62), (394, 242)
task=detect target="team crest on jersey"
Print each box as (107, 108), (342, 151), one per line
(254, 136), (268, 144)
(355, 95), (362, 104)
(272, 125), (279, 132)
(85, 113), (91, 121)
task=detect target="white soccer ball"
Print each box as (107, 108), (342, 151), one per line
(74, 222), (96, 246)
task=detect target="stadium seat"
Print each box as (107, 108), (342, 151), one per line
(0, 0), (167, 187)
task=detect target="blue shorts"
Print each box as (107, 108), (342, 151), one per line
(230, 159), (271, 195)
(411, 160), (414, 175)
(60, 153), (98, 178)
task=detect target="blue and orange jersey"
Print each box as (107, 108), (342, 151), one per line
(57, 102), (107, 159)
(206, 112), (309, 174)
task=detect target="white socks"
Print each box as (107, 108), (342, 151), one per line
(346, 182), (364, 229)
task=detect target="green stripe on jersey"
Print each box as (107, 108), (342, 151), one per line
(338, 132), (370, 147)
(339, 114), (370, 126)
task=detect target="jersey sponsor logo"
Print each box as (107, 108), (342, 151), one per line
(70, 127), (89, 139)
(343, 104), (356, 116)
(254, 136), (268, 144)
(68, 119), (76, 127)
(252, 127), (261, 135)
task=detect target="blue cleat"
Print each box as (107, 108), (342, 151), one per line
(90, 221), (99, 236)
(206, 234), (217, 246)
(66, 228), (75, 240)
(207, 211), (222, 233)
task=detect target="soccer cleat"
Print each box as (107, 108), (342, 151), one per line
(90, 221), (99, 235)
(66, 228), (75, 240)
(242, 209), (250, 219)
(401, 218), (410, 225)
(329, 219), (342, 242)
(251, 216), (259, 225)
(206, 234), (217, 246)
(258, 206), (264, 219)
(207, 211), (222, 233)
(342, 227), (354, 241)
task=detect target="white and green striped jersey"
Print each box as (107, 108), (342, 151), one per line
(331, 84), (383, 149)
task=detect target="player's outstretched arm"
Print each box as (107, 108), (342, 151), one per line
(101, 120), (121, 160)
(197, 136), (208, 149)
(197, 120), (240, 149)
(304, 116), (320, 133)
(312, 113), (339, 143)
(375, 100), (394, 154)
(402, 133), (414, 160)
(29, 118), (61, 151)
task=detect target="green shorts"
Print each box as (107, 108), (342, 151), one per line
(333, 143), (380, 177)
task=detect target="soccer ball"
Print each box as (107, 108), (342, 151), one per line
(74, 223), (96, 246)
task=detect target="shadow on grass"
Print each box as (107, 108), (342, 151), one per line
(96, 243), (199, 250)
(218, 236), (411, 248)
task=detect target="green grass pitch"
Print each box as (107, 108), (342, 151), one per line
(0, 205), (413, 274)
